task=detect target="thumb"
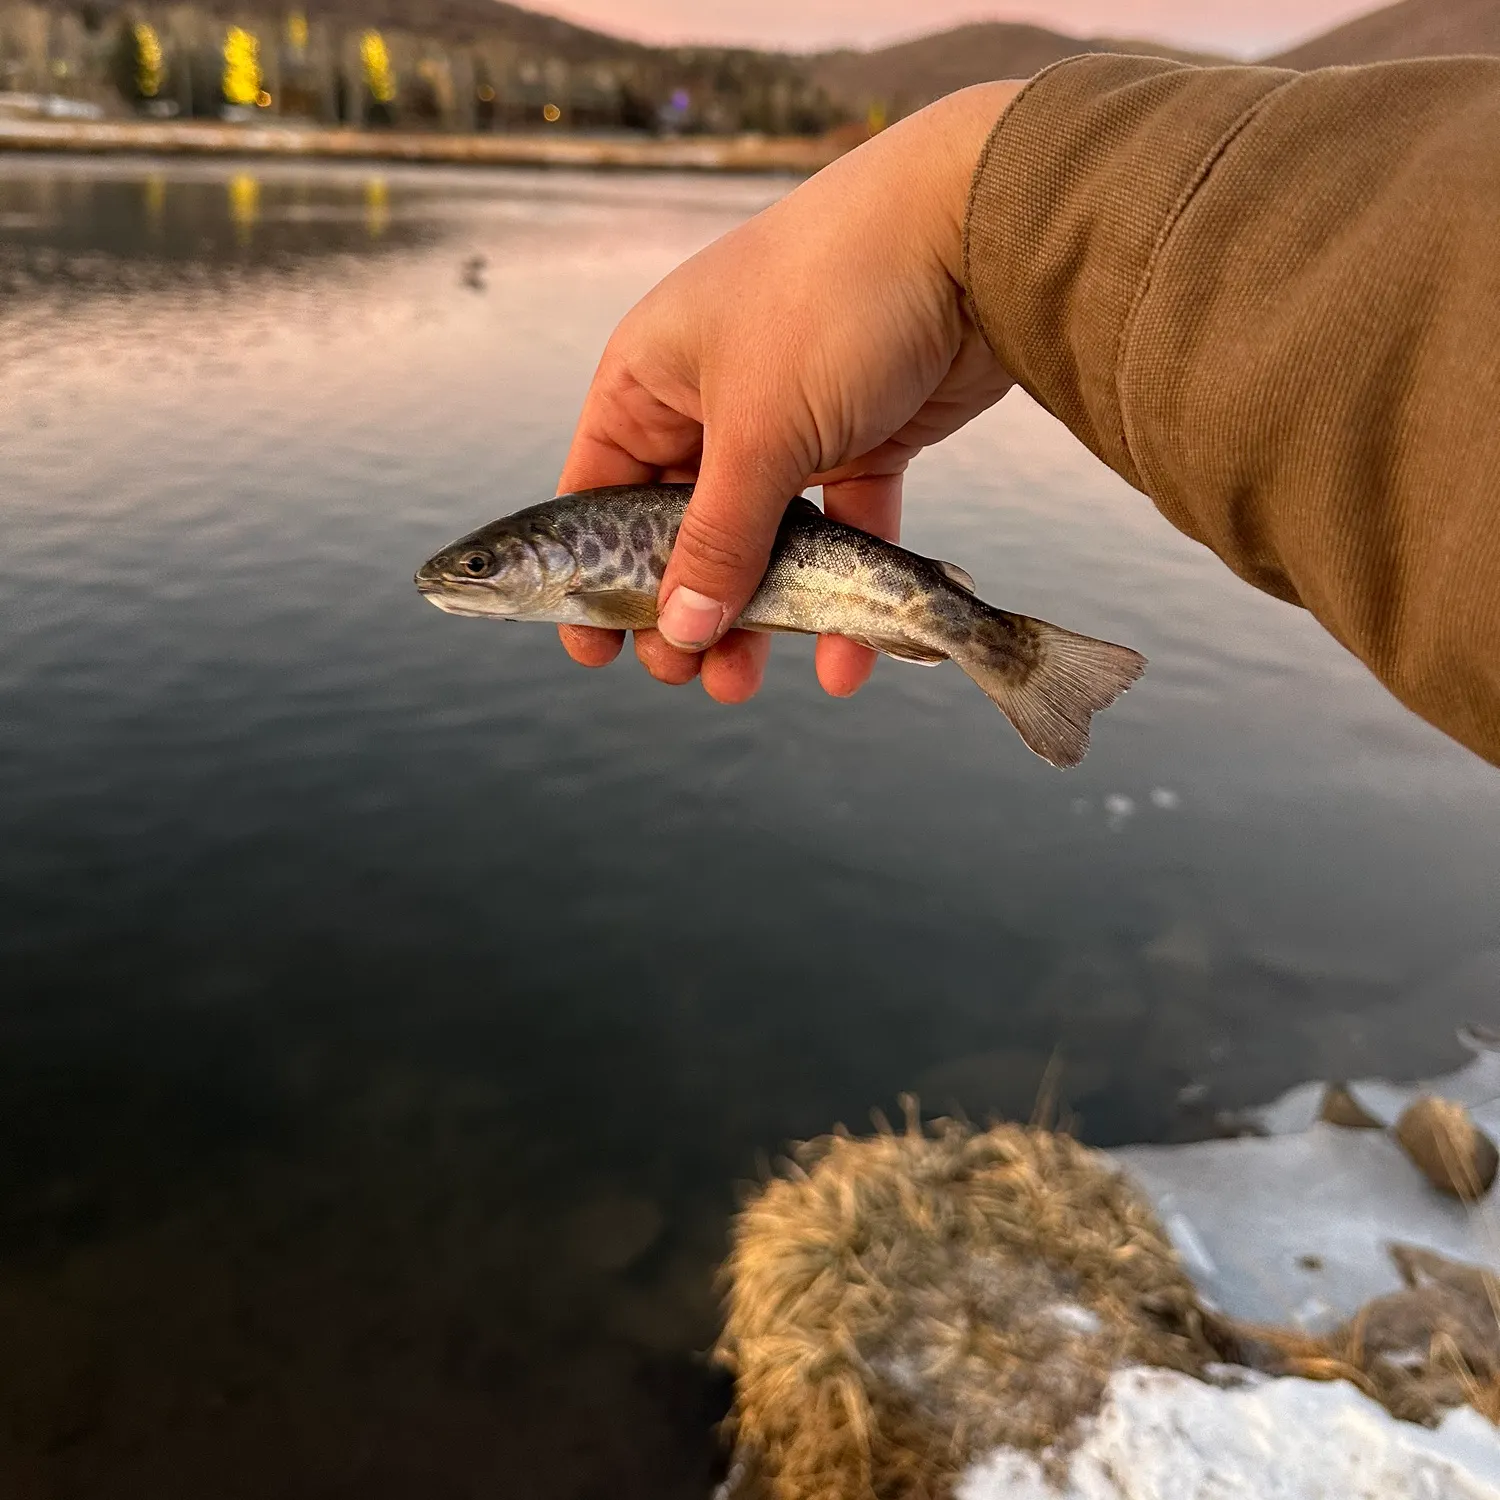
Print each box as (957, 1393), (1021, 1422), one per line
(656, 432), (807, 651)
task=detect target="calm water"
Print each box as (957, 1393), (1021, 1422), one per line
(2, 157), (1499, 1497)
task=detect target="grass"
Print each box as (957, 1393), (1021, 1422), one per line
(718, 1097), (1500, 1500)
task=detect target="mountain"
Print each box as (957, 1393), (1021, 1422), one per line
(70, 0), (651, 55)
(1269, 0), (1500, 68)
(807, 21), (1223, 117)
(313, 0), (642, 52)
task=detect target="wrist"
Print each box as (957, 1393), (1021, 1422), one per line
(907, 82), (1025, 291)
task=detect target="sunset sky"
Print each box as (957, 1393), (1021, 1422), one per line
(535, 1), (1383, 56)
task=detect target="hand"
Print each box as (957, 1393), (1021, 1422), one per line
(555, 82), (1021, 703)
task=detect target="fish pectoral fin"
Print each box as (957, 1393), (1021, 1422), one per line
(936, 560), (976, 592)
(579, 590), (660, 630)
(850, 634), (949, 666)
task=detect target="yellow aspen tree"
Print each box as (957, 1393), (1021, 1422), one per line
(360, 31), (396, 105)
(223, 27), (261, 108)
(134, 23), (163, 98)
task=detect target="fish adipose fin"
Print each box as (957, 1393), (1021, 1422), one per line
(955, 612), (1146, 769)
(935, 560), (976, 592)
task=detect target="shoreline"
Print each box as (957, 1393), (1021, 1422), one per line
(0, 118), (848, 174)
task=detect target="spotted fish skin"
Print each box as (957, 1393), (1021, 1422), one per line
(415, 484), (1146, 768)
(546, 489), (676, 599)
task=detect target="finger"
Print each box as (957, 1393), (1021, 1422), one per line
(556, 428), (659, 660)
(815, 472), (903, 697)
(559, 624), (625, 667)
(701, 629), (772, 704)
(557, 346), (704, 495)
(557, 428), (659, 497)
(557, 408), (706, 660)
(656, 430), (807, 652)
(633, 628), (703, 686)
(822, 470), (903, 540)
(816, 635), (879, 697)
(554, 410), (680, 661)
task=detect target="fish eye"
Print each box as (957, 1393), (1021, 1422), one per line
(459, 550), (494, 578)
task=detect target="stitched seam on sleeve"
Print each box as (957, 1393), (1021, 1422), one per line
(1115, 76), (1299, 478)
(961, 55), (1100, 353)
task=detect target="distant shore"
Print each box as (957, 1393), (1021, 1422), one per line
(0, 117), (851, 174)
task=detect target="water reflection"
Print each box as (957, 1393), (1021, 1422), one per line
(1, 158), (1498, 1498)
(143, 172), (166, 231)
(228, 171), (260, 243)
(0, 158), (439, 295)
(366, 174), (390, 239)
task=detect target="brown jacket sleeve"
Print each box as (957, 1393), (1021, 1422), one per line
(963, 54), (1500, 767)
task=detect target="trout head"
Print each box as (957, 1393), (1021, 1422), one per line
(416, 516), (577, 619)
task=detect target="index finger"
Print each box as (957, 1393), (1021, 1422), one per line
(815, 472), (903, 697)
(555, 426), (660, 669)
(557, 430), (659, 498)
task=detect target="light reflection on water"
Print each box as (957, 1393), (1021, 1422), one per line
(1, 158), (1498, 1497)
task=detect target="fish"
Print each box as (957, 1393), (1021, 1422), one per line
(415, 484), (1146, 768)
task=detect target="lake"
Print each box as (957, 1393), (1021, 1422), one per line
(2, 156), (1498, 1498)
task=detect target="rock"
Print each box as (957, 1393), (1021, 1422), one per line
(1394, 1096), (1499, 1202)
(1319, 1082), (1385, 1130)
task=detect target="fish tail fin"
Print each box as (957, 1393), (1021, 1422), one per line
(953, 609), (1146, 769)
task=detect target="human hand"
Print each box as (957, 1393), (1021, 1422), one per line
(555, 82), (1021, 703)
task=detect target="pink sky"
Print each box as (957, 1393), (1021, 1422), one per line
(538, 1), (1383, 57)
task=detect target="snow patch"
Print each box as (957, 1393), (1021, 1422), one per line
(957, 1367), (1500, 1500)
(1112, 1124), (1500, 1328)
(1046, 1302), (1103, 1336)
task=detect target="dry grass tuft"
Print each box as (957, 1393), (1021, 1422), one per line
(1231, 1241), (1500, 1426)
(715, 1102), (1219, 1500)
(717, 1106), (1500, 1500)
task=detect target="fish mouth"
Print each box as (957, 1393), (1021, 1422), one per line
(416, 583), (508, 618)
(415, 568), (500, 617)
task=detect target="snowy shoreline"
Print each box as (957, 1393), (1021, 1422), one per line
(719, 1042), (1500, 1499)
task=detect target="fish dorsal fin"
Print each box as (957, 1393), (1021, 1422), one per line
(936, 560), (976, 592)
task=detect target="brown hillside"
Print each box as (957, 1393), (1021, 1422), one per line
(1270, 0), (1500, 67)
(808, 21), (1222, 116)
(62, 0), (651, 57)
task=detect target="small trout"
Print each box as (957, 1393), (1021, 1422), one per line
(415, 485), (1145, 768)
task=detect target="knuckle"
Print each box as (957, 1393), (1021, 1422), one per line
(675, 508), (758, 578)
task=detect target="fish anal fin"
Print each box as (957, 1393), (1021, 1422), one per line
(936, 560), (976, 592)
(580, 590), (659, 630)
(850, 635), (948, 666)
